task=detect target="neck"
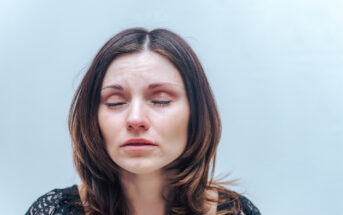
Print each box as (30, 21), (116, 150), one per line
(120, 170), (167, 215)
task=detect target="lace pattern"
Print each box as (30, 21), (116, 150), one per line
(239, 195), (261, 215)
(26, 185), (82, 215)
(217, 191), (261, 215)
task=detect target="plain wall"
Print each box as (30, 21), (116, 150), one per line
(1, 0), (342, 214)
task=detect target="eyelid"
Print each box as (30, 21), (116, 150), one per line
(106, 102), (126, 107)
(102, 91), (175, 107)
(151, 91), (173, 99)
(101, 92), (126, 102)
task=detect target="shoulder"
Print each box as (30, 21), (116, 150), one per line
(25, 185), (83, 215)
(237, 194), (261, 215)
(217, 190), (261, 215)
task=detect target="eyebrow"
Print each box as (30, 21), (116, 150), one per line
(101, 82), (180, 91)
(101, 84), (123, 91)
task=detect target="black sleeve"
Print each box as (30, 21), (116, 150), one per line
(25, 185), (83, 215)
(239, 194), (261, 215)
(217, 190), (261, 215)
(25, 189), (63, 215)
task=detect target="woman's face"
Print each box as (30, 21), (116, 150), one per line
(98, 51), (190, 175)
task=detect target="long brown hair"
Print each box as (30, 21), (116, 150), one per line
(69, 28), (241, 214)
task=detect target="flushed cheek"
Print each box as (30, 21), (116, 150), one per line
(98, 110), (123, 149)
(154, 110), (189, 151)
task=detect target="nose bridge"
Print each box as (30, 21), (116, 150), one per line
(129, 99), (144, 118)
(126, 98), (150, 130)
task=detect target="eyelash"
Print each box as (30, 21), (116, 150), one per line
(106, 102), (126, 107)
(151, 100), (171, 106)
(106, 101), (171, 107)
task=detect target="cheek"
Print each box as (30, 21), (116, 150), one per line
(98, 108), (123, 147)
(155, 104), (189, 148)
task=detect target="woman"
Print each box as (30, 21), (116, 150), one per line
(26, 28), (261, 215)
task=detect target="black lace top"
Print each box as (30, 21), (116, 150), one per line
(26, 185), (261, 215)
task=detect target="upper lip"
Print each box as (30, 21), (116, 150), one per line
(120, 138), (158, 147)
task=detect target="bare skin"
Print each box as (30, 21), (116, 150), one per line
(78, 181), (218, 215)
(120, 170), (167, 215)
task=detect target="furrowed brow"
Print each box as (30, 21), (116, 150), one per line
(101, 84), (123, 91)
(148, 82), (179, 89)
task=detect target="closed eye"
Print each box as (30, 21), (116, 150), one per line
(151, 100), (171, 106)
(106, 102), (126, 107)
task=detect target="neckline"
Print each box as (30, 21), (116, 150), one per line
(72, 184), (221, 212)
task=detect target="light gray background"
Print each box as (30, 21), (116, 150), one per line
(1, 0), (342, 214)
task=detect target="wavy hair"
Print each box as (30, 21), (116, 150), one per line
(69, 28), (241, 214)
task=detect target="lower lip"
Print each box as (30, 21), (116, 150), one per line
(121, 145), (157, 152)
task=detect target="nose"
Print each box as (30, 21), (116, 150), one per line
(126, 101), (150, 132)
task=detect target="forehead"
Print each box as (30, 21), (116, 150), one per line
(102, 51), (183, 87)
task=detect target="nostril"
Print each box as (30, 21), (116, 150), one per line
(126, 108), (150, 131)
(126, 120), (150, 131)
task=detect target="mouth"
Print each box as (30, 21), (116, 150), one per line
(121, 138), (158, 150)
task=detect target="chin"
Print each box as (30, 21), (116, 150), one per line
(117, 160), (166, 175)
(121, 165), (164, 175)
(127, 168), (159, 175)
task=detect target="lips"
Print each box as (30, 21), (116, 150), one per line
(121, 138), (158, 147)
(120, 138), (158, 152)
